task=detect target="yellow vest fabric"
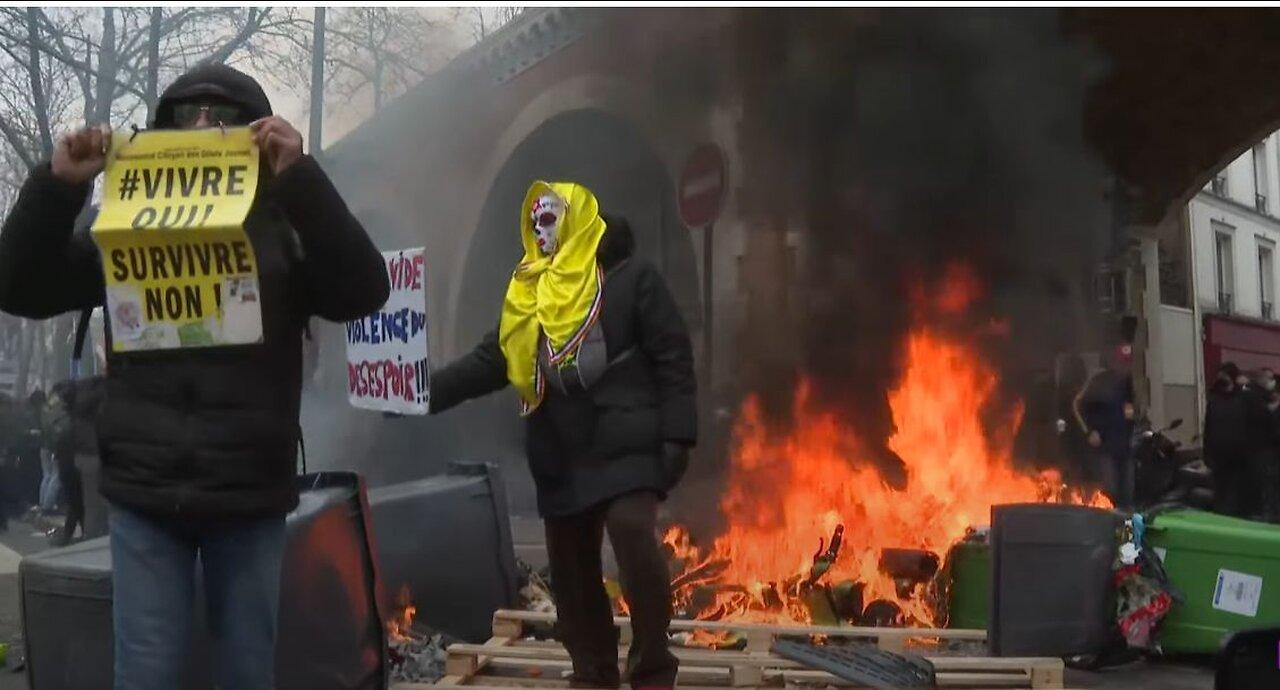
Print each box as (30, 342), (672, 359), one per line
(499, 181), (607, 414)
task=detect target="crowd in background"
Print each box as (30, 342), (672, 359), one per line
(0, 377), (104, 544)
(1043, 344), (1280, 522)
(1203, 363), (1280, 523)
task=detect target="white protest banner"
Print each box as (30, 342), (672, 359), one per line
(345, 248), (429, 414)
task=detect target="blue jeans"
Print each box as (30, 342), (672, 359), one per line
(38, 451), (59, 512)
(109, 504), (286, 690)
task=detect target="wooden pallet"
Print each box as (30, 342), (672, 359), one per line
(392, 610), (1067, 690)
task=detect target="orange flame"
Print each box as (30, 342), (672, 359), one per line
(665, 272), (1109, 628)
(388, 584), (418, 642)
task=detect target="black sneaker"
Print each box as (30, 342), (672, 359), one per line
(47, 525), (74, 547)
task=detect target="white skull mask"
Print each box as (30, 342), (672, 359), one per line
(530, 193), (565, 255)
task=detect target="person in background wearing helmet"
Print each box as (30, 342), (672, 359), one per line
(431, 182), (697, 690)
(0, 64), (389, 689)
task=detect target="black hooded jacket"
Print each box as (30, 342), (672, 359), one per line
(1204, 384), (1272, 469)
(429, 217), (697, 517)
(0, 65), (389, 519)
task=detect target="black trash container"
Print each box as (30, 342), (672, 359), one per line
(989, 503), (1122, 657)
(19, 472), (387, 690)
(367, 462), (519, 642)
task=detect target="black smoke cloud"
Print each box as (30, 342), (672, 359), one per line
(734, 10), (1115, 462)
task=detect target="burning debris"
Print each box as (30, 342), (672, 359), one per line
(388, 632), (452, 685)
(500, 269), (1113, 650)
(386, 585), (457, 684)
(387, 585), (418, 643)
(656, 270), (1110, 630)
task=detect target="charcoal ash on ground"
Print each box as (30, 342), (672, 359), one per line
(389, 628), (457, 684)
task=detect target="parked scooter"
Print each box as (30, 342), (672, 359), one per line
(1132, 417), (1217, 513)
(1132, 417), (1182, 509)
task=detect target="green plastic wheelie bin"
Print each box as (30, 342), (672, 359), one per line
(1147, 510), (1280, 653)
(946, 540), (990, 629)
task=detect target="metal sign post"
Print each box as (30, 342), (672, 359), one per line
(678, 144), (727, 383)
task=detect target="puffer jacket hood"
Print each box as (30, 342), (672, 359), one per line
(151, 63), (273, 128)
(597, 213), (636, 271)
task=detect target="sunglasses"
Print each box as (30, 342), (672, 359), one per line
(172, 102), (244, 128)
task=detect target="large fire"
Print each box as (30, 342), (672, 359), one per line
(662, 266), (1109, 629)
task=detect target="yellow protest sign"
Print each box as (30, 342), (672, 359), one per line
(92, 127), (263, 352)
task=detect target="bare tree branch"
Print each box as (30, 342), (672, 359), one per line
(200, 7), (266, 65)
(0, 6), (322, 393)
(27, 8), (94, 117)
(317, 7), (454, 112)
(25, 9), (54, 157)
(0, 116), (37, 170)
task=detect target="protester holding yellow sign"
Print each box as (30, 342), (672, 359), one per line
(0, 64), (389, 690)
(93, 126), (265, 351)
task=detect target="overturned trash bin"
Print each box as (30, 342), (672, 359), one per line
(367, 462), (519, 642)
(19, 472), (387, 690)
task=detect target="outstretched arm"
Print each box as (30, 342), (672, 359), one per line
(429, 329), (510, 414)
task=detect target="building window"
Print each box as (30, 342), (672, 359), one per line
(1215, 225), (1235, 313)
(1261, 241), (1276, 319)
(1159, 224), (1191, 309)
(1212, 173), (1229, 197)
(1095, 268), (1127, 314)
(1255, 144), (1271, 214)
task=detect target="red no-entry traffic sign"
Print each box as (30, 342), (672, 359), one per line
(678, 144), (726, 230)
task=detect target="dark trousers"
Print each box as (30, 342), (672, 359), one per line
(545, 491), (677, 689)
(1216, 451), (1280, 521)
(0, 455), (23, 520)
(16, 448), (42, 508)
(1259, 464), (1280, 523)
(0, 459), (11, 528)
(1096, 450), (1136, 512)
(1259, 454), (1280, 523)
(1213, 457), (1257, 519)
(56, 451), (83, 537)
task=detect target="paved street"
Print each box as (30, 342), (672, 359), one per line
(1, 517), (53, 689)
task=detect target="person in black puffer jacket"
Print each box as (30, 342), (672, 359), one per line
(0, 64), (388, 690)
(431, 182), (696, 690)
(1205, 363), (1272, 519)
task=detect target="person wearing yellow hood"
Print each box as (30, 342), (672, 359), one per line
(432, 181), (696, 690)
